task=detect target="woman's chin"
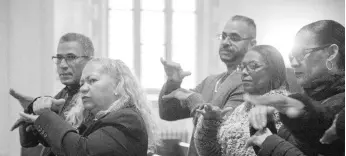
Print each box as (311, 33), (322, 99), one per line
(83, 103), (94, 111)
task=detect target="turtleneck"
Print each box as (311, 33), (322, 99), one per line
(303, 71), (345, 101)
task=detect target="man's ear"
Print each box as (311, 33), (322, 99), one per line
(327, 44), (339, 61)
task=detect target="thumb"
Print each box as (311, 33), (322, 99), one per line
(221, 107), (234, 116)
(9, 88), (34, 101)
(19, 112), (36, 122)
(162, 92), (176, 100)
(245, 136), (256, 149)
(181, 71), (191, 77)
(160, 57), (167, 66)
(51, 99), (65, 106)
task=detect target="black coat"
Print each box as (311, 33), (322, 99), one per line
(258, 92), (345, 156)
(32, 107), (148, 156)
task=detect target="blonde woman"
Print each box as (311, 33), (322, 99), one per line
(20, 58), (158, 156)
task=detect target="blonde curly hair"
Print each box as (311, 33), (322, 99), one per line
(65, 58), (160, 151)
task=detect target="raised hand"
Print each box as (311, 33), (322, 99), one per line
(244, 94), (304, 119)
(19, 112), (39, 123)
(162, 88), (195, 101)
(33, 97), (65, 115)
(195, 104), (233, 120)
(160, 58), (191, 82)
(9, 88), (35, 109)
(246, 128), (272, 148)
(248, 105), (276, 130)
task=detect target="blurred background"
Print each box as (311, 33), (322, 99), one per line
(0, 0), (344, 155)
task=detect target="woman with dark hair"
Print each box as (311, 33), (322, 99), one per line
(193, 45), (289, 156)
(245, 20), (345, 156)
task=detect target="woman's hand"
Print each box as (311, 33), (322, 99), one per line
(246, 128), (272, 148)
(244, 94), (304, 118)
(249, 105), (276, 130)
(33, 97), (65, 115)
(19, 112), (39, 123)
(162, 88), (195, 101)
(195, 104), (233, 120)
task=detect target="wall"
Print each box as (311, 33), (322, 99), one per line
(204, 0), (345, 75)
(0, 0), (106, 155)
(0, 0), (55, 155)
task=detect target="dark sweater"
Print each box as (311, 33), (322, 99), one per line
(259, 74), (345, 156)
(33, 107), (148, 156)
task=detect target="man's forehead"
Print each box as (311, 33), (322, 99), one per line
(223, 20), (253, 36)
(57, 41), (83, 55)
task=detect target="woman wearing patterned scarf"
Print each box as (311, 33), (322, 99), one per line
(193, 45), (289, 156)
(246, 20), (345, 156)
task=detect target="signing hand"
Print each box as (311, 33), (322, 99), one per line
(244, 94), (304, 119)
(162, 88), (195, 101)
(19, 112), (39, 123)
(195, 104), (233, 120)
(160, 58), (191, 82)
(33, 97), (65, 115)
(9, 88), (34, 109)
(246, 128), (272, 148)
(249, 105), (276, 130)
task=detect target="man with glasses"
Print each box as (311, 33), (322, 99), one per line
(158, 15), (257, 156)
(11, 33), (94, 156)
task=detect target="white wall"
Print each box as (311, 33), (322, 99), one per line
(203, 0), (345, 75)
(0, 0), (55, 155)
(0, 0), (106, 155)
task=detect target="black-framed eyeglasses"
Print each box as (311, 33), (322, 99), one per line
(289, 44), (332, 62)
(217, 32), (254, 42)
(238, 61), (266, 73)
(52, 54), (90, 64)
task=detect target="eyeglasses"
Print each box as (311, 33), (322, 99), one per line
(289, 44), (332, 62)
(217, 32), (254, 42)
(239, 61), (266, 73)
(52, 54), (89, 64)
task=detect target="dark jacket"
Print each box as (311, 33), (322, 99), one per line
(158, 72), (244, 156)
(258, 81), (345, 156)
(32, 107), (148, 156)
(19, 85), (82, 156)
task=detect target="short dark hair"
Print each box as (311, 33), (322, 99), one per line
(59, 33), (95, 57)
(250, 45), (289, 90)
(231, 15), (257, 38)
(298, 20), (345, 70)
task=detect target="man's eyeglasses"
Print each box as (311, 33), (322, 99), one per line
(217, 32), (254, 42)
(289, 44), (332, 62)
(238, 61), (266, 73)
(52, 55), (89, 64)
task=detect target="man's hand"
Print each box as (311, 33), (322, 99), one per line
(9, 88), (34, 109)
(244, 94), (304, 119)
(33, 97), (65, 115)
(195, 104), (233, 120)
(160, 58), (191, 82)
(162, 88), (195, 101)
(246, 128), (272, 148)
(320, 114), (339, 144)
(249, 105), (276, 130)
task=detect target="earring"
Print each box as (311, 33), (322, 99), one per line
(326, 60), (333, 70)
(114, 92), (119, 96)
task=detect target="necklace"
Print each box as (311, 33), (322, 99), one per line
(214, 70), (236, 93)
